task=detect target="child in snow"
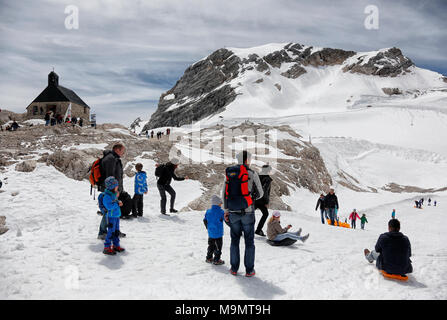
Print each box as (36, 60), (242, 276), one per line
(360, 214), (368, 230)
(349, 209), (360, 229)
(434, 200), (437, 206)
(391, 209), (396, 219)
(132, 163), (148, 217)
(203, 195), (225, 265)
(102, 177), (125, 255)
(267, 211), (309, 243)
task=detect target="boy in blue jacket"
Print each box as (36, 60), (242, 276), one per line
(101, 177), (125, 255)
(203, 195), (225, 265)
(132, 163), (148, 217)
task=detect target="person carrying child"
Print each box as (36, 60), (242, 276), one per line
(349, 209), (361, 229)
(131, 163), (148, 218)
(266, 211), (309, 243)
(360, 214), (368, 230)
(203, 195), (225, 265)
(101, 177), (126, 255)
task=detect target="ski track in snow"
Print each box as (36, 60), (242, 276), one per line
(1, 162), (446, 299)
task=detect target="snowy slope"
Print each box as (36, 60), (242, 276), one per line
(1, 162), (446, 299)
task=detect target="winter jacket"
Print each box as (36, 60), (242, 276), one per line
(316, 197), (325, 210)
(222, 165), (264, 214)
(267, 219), (288, 241)
(375, 231), (412, 275)
(255, 175), (272, 206)
(360, 216), (368, 223)
(324, 193), (339, 209)
(203, 205), (225, 239)
(349, 212), (360, 221)
(103, 189), (121, 218)
(99, 150), (123, 192)
(156, 163), (184, 186)
(134, 171), (148, 195)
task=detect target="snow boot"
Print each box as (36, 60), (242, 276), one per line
(364, 249), (374, 263)
(213, 259), (225, 265)
(103, 247), (116, 255)
(170, 208), (178, 213)
(161, 212), (170, 216)
(230, 269), (237, 276)
(297, 228), (302, 236)
(205, 258), (213, 264)
(245, 270), (256, 278)
(255, 230), (266, 237)
(113, 246), (125, 253)
(301, 233), (310, 243)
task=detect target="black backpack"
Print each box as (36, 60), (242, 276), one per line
(155, 164), (166, 178)
(225, 165), (253, 211)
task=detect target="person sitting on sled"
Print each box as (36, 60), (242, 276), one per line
(364, 219), (412, 276)
(267, 211), (309, 243)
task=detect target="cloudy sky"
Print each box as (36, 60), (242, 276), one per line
(0, 0), (446, 125)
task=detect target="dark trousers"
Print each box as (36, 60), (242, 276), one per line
(229, 213), (255, 273)
(157, 183), (176, 214)
(351, 219), (356, 229)
(206, 237), (223, 261)
(320, 208), (326, 224)
(255, 202), (269, 232)
(326, 208), (336, 225)
(132, 194), (144, 216)
(118, 192), (133, 217)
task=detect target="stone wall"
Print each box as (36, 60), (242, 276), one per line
(26, 101), (90, 121)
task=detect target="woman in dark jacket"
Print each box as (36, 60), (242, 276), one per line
(255, 165), (273, 236)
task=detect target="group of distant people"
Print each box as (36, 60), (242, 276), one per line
(44, 111), (84, 127)
(415, 197), (437, 209)
(145, 128), (171, 139)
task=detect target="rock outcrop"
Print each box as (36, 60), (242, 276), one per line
(143, 43), (415, 130)
(0, 216), (8, 235)
(15, 160), (37, 172)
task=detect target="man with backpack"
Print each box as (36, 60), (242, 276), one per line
(254, 165), (273, 237)
(222, 151), (264, 277)
(155, 158), (188, 215)
(324, 186), (339, 226)
(95, 143), (130, 239)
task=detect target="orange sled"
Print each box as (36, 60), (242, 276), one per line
(327, 219), (351, 228)
(380, 270), (408, 281)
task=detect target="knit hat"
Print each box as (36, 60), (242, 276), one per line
(272, 211), (281, 218)
(260, 164), (272, 175)
(105, 176), (119, 191)
(211, 195), (223, 206)
(170, 157), (180, 165)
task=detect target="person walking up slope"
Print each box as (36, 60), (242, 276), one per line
(391, 209), (396, 219)
(203, 195), (225, 265)
(324, 186), (339, 226)
(360, 214), (368, 230)
(315, 193), (326, 224)
(101, 177), (126, 255)
(349, 209), (361, 229)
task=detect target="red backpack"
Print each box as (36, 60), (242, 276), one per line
(225, 165), (253, 211)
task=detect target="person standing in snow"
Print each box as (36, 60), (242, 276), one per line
(131, 163), (148, 218)
(155, 158), (188, 215)
(266, 211), (309, 243)
(360, 214), (368, 230)
(203, 195), (225, 265)
(101, 177), (126, 255)
(364, 219), (412, 276)
(222, 151), (263, 277)
(434, 200), (437, 206)
(254, 165), (273, 237)
(150, 130), (154, 139)
(349, 209), (361, 229)
(324, 186), (339, 226)
(428, 198), (431, 206)
(391, 209), (396, 219)
(98, 143), (130, 240)
(315, 193), (326, 224)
